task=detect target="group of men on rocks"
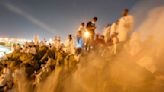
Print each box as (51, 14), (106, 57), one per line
(0, 8), (134, 92)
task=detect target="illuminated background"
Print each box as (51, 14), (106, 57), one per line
(0, 0), (138, 41)
(0, 0), (164, 41)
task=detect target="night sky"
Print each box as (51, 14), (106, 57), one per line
(0, 0), (138, 41)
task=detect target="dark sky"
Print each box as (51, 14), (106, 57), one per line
(0, 0), (138, 40)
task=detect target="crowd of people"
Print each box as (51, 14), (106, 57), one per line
(0, 8), (134, 92)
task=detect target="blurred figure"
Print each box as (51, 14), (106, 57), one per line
(34, 34), (39, 45)
(110, 20), (119, 37)
(54, 36), (61, 50)
(86, 17), (98, 44)
(117, 9), (134, 42)
(42, 38), (47, 45)
(78, 23), (86, 39)
(103, 24), (111, 43)
(111, 32), (119, 55)
(83, 31), (91, 52)
(94, 34), (105, 47)
(15, 44), (21, 52)
(75, 31), (84, 56)
(109, 20), (120, 55)
(11, 44), (16, 52)
(29, 45), (37, 55)
(65, 34), (75, 54)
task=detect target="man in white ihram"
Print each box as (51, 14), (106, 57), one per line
(65, 34), (75, 55)
(117, 9), (134, 42)
(110, 20), (119, 55)
(103, 24), (111, 43)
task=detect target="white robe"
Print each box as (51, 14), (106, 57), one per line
(65, 39), (75, 54)
(110, 23), (118, 36)
(103, 26), (111, 43)
(117, 15), (134, 42)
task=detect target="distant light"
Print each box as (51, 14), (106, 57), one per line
(48, 38), (53, 43)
